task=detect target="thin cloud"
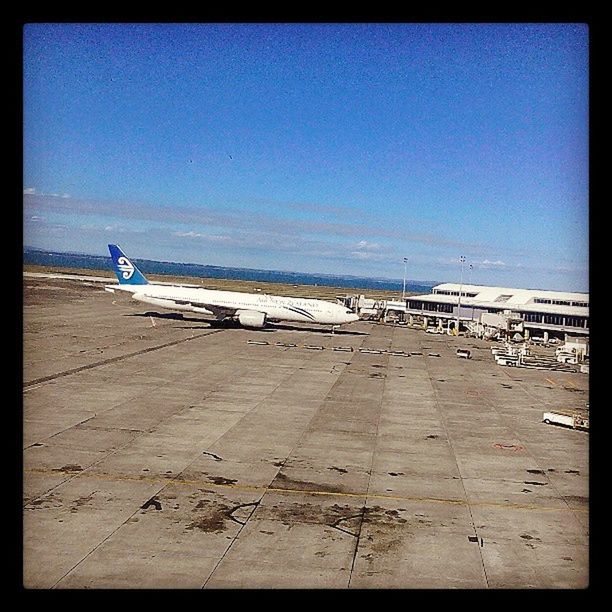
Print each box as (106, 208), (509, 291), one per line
(478, 259), (508, 269)
(350, 251), (386, 261)
(350, 239), (388, 261)
(23, 187), (70, 198)
(23, 192), (490, 254)
(173, 231), (232, 242)
(284, 200), (355, 217)
(355, 240), (381, 251)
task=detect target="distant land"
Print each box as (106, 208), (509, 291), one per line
(23, 247), (438, 294)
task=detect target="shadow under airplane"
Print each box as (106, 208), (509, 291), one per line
(127, 311), (369, 336)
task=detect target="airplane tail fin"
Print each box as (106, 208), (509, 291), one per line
(108, 244), (149, 285)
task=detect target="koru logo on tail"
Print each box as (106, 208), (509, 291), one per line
(117, 256), (135, 280)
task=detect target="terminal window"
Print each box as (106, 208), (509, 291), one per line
(565, 316), (587, 328)
(433, 290), (477, 298)
(543, 314), (563, 326)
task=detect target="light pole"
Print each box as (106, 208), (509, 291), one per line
(469, 264), (473, 286)
(456, 255), (466, 335)
(402, 257), (408, 300)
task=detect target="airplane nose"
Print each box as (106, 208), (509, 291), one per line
(349, 313), (360, 322)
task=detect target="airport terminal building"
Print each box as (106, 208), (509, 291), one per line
(405, 283), (589, 340)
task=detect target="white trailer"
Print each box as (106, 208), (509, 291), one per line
(556, 350), (579, 365)
(496, 355), (520, 366)
(542, 411), (589, 431)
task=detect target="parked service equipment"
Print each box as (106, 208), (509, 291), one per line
(542, 411), (589, 431)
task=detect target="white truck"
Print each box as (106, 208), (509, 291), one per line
(542, 411), (589, 431)
(556, 350), (579, 365)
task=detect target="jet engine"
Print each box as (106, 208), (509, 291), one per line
(235, 310), (267, 328)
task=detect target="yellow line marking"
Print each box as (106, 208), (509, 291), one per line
(24, 467), (588, 514)
(545, 378), (557, 387)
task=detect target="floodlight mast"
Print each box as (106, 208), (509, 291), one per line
(456, 255), (466, 334)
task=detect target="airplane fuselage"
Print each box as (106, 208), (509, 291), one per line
(105, 244), (360, 328)
(108, 283), (359, 326)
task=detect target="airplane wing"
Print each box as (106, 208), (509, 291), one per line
(175, 298), (269, 327)
(109, 287), (266, 321)
(180, 300), (271, 325)
(173, 299), (237, 319)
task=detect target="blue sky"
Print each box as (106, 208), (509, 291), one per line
(23, 23), (588, 291)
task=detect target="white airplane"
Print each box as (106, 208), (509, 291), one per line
(105, 244), (360, 328)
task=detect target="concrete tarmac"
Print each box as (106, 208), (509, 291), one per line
(23, 275), (589, 589)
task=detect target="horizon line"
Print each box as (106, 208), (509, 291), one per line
(22, 245), (440, 288)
